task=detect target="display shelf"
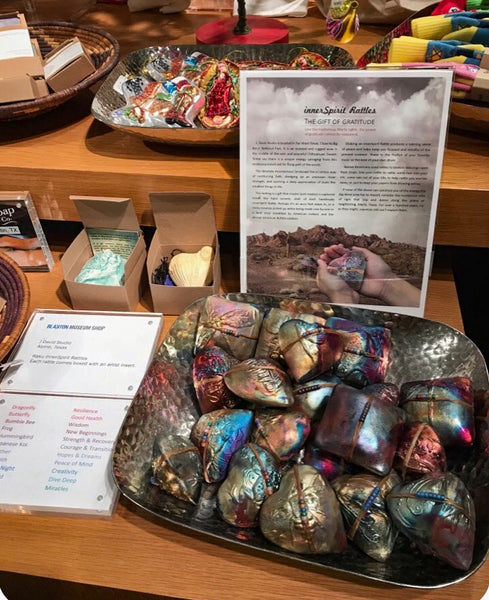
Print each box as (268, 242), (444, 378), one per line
(1, 6), (488, 245)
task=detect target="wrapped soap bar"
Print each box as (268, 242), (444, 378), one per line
(326, 317), (391, 387)
(217, 442), (281, 527)
(251, 408), (310, 462)
(223, 358), (295, 408)
(394, 421), (447, 479)
(278, 319), (344, 383)
(195, 296), (265, 361)
(333, 471), (401, 562)
(193, 346), (239, 414)
(260, 464), (347, 554)
(400, 377), (475, 447)
(151, 433), (203, 503)
(387, 472), (475, 570)
(190, 408), (253, 483)
(255, 307), (327, 365)
(312, 384), (405, 476)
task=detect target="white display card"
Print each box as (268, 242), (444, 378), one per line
(0, 310), (163, 398)
(0, 28), (33, 60)
(0, 392), (128, 516)
(239, 70), (453, 317)
(0, 309), (163, 517)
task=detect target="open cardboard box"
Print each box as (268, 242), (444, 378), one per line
(147, 192), (221, 315)
(61, 196), (147, 311)
(0, 12), (48, 103)
(43, 36), (95, 93)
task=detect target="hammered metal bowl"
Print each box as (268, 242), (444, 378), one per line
(91, 44), (355, 146)
(112, 293), (489, 588)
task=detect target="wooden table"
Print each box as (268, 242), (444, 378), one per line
(0, 4), (487, 599)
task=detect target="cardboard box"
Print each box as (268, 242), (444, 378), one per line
(147, 192), (221, 315)
(43, 37), (95, 92)
(0, 72), (48, 103)
(61, 196), (147, 311)
(0, 13), (46, 103)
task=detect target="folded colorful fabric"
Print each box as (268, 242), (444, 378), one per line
(388, 36), (485, 64)
(412, 11), (489, 39)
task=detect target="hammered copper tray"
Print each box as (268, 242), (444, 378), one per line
(91, 44), (354, 146)
(112, 293), (489, 588)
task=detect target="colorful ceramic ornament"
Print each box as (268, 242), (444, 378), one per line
(288, 50), (333, 69)
(362, 382), (400, 406)
(223, 358), (295, 408)
(327, 250), (365, 290)
(217, 442), (281, 527)
(333, 470), (401, 562)
(400, 377), (475, 447)
(198, 59), (240, 129)
(278, 319), (344, 383)
(192, 346), (239, 414)
(326, 317), (391, 387)
(190, 408), (253, 483)
(387, 472), (476, 570)
(251, 408), (311, 462)
(292, 375), (342, 420)
(303, 443), (357, 481)
(151, 433), (203, 503)
(326, 1), (360, 44)
(164, 76), (205, 128)
(255, 307), (327, 365)
(394, 421), (447, 480)
(260, 464), (347, 554)
(312, 384), (404, 476)
(195, 296), (265, 361)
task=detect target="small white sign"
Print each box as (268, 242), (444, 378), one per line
(0, 392), (128, 516)
(0, 310), (163, 398)
(0, 28), (33, 60)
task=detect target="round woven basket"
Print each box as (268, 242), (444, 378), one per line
(0, 252), (31, 362)
(0, 21), (120, 121)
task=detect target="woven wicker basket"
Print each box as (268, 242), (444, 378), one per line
(0, 252), (31, 362)
(0, 21), (120, 121)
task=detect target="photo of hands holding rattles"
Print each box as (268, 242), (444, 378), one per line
(316, 244), (421, 308)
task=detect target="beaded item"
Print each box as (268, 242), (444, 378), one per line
(387, 472), (475, 570)
(333, 471), (400, 562)
(216, 442), (281, 527)
(260, 464), (347, 555)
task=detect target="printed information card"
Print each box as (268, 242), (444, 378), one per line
(239, 70), (452, 317)
(1, 310), (162, 398)
(0, 393), (127, 516)
(0, 309), (163, 516)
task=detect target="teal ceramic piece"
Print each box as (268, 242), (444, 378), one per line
(75, 249), (126, 286)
